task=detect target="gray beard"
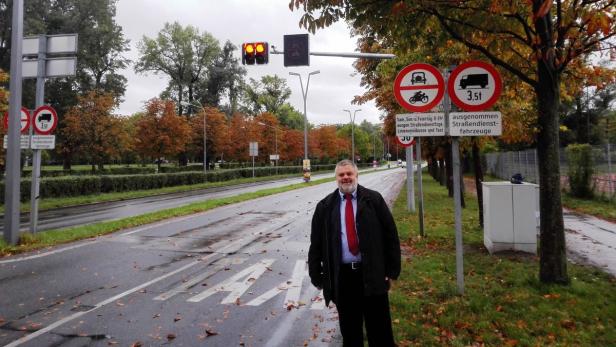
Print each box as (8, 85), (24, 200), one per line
(338, 182), (357, 194)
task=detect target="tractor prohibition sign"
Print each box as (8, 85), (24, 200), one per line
(394, 63), (445, 113)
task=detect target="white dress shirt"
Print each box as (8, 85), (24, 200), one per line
(339, 189), (362, 264)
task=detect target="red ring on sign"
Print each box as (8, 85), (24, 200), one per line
(394, 63), (445, 113)
(395, 135), (415, 147)
(33, 105), (58, 135)
(3, 107), (31, 134)
(448, 60), (502, 111)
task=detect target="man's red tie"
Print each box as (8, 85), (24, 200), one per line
(344, 193), (359, 255)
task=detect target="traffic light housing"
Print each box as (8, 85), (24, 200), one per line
(242, 42), (268, 65)
(242, 43), (256, 65)
(255, 42), (268, 64)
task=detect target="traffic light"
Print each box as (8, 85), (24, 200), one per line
(242, 42), (268, 65)
(242, 43), (256, 65)
(255, 42), (268, 64)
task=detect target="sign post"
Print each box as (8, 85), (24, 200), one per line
(23, 34), (77, 234)
(249, 142), (258, 178)
(394, 60), (502, 295)
(396, 135), (415, 212)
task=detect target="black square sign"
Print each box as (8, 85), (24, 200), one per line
(284, 34), (309, 67)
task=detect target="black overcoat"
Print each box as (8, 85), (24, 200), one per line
(308, 184), (401, 306)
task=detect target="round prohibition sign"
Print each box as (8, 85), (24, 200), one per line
(32, 105), (58, 135)
(448, 60), (502, 111)
(396, 135), (415, 148)
(394, 63), (445, 113)
(3, 107), (31, 134)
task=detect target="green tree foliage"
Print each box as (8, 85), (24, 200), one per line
(134, 22), (221, 116)
(241, 75), (292, 116)
(565, 144), (595, 198)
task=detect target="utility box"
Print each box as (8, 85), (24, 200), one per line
(482, 182), (539, 254)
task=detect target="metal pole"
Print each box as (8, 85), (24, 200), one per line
(4, 0), (25, 245)
(406, 146), (415, 212)
(452, 137), (464, 295)
(416, 138), (425, 237)
(445, 66), (464, 295)
(30, 35), (47, 233)
(207, 109), (209, 177)
(275, 127), (278, 175)
(252, 155), (255, 179)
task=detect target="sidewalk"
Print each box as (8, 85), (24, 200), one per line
(462, 177), (616, 277)
(564, 208), (616, 277)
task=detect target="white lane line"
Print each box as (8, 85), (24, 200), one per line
(153, 256), (247, 301)
(2, 234), (255, 347)
(0, 241), (99, 264)
(187, 259), (275, 303)
(0, 212), (207, 265)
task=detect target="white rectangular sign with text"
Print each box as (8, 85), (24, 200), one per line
(449, 112), (502, 136)
(396, 113), (446, 137)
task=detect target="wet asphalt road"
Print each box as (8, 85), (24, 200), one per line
(1, 172), (345, 233)
(0, 168), (406, 347)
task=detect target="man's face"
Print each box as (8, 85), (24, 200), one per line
(336, 164), (358, 194)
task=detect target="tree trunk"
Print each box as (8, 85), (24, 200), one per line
(63, 153), (72, 171)
(534, 0), (568, 284)
(446, 142), (453, 197)
(472, 139), (484, 228)
(536, 66), (568, 284)
(438, 157), (446, 186)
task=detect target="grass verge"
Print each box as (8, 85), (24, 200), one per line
(561, 193), (616, 222)
(0, 176), (335, 256)
(0, 173), (304, 214)
(390, 176), (616, 346)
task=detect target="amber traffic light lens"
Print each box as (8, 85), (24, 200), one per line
(256, 43), (265, 53)
(245, 44), (254, 54)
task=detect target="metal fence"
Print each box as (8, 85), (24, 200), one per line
(484, 144), (615, 198)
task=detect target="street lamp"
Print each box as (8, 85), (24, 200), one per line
(181, 100), (207, 174)
(289, 70), (320, 160)
(343, 109), (361, 163)
(257, 121), (280, 175)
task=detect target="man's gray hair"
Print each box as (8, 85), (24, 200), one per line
(336, 159), (358, 171)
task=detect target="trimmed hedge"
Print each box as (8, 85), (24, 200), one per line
(0, 164), (338, 202)
(22, 166), (157, 177)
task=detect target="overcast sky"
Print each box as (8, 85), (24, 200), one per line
(114, 0), (382, 126)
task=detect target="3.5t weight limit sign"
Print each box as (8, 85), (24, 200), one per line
(32, 105), (58, 135)
(448, 61), (502, 111)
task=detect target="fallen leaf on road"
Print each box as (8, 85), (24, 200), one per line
(167, 333), (176, 340)
(130, 342), (142, 347)
(174, 315), (182, 322)
(107, 341), (118, 345)
(153, 314), (160, 319)
(235, 298), (241, 306)
(116, 301), (125, 307)
(205, 329), (218, 336)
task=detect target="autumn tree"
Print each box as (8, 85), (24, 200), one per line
(282, 129), (305, 163)
(291, 0), (616, 284)
(133, 99), (191, 170)
(59, 91), (129, 171)
(188, 106), (230, 168)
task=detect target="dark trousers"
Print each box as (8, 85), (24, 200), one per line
(336, 264), (396, 347)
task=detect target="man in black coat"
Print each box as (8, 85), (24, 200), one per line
(309, 159), (401, 346)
